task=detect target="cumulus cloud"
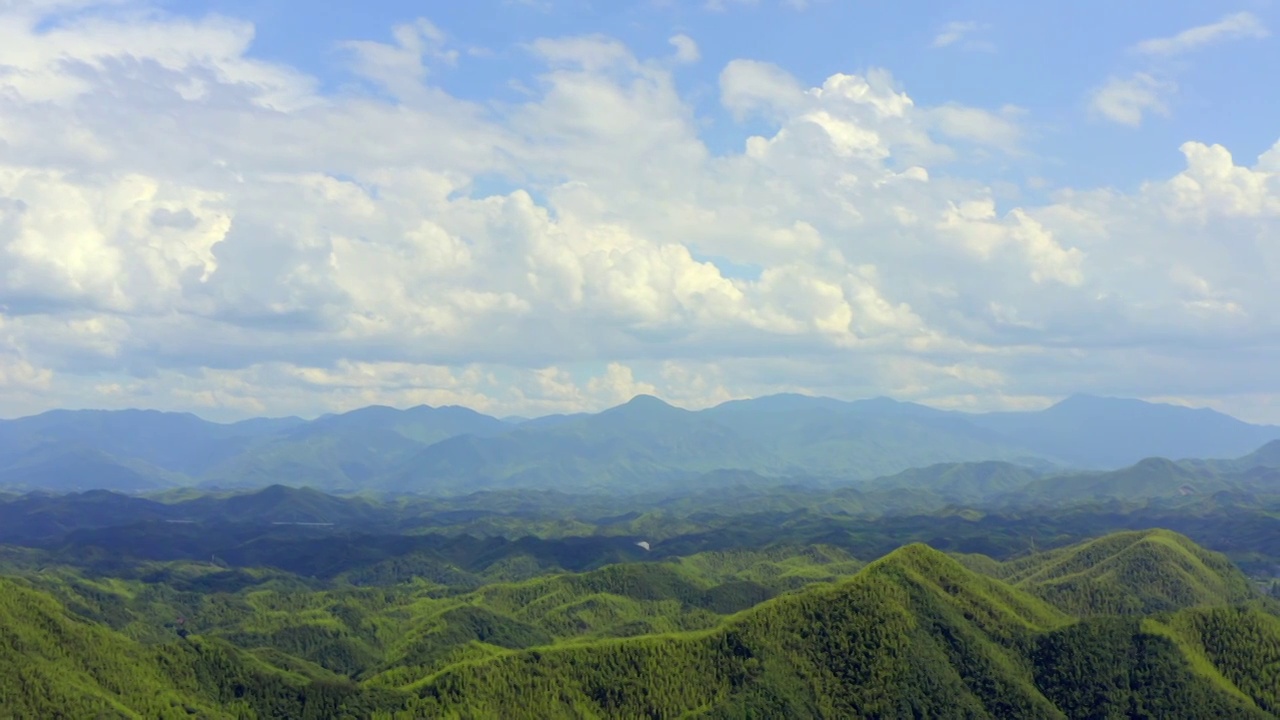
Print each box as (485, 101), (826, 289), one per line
(0, 9), (317, 109)
(0, 1), (1278, 420)
(1160, 142), (1280, 220)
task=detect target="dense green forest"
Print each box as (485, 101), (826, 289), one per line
(2, 525), (1279, 718)
(2, 414), (1279, 717)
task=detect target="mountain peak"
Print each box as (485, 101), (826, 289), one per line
(1235, 438), (1280, 468)
(1049, 393), (1127, 410)
(846, 396), (949, 418)
(861, 542), (1071, 631)
(1010, 530), (1253, 616)
(607, 394), (680, 413)
(627, 393), (669, 406)
(706, 393), (848, 415)
(1131, 456), (1183, 471)
(974, 394), (1276, 469)
(1050, 394), (1225, 417)
(874, 541), (951, 566)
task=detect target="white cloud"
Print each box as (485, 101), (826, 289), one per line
(1132, 11), (1269, 56)
(0, 354), (53, 392)
(586, 363), (659, 405)
(1, 2), (1279, 421)
(1088, 73), (1176, 127)
(701, 0), (818, 13)
(931, 20), (994, 52)
(340, 19), (459, 100)
(932, 20), (976, 47)
(0, 170), (230, 312)
(1086, 12), (1267, 129)
(927, 104), (1024, 151)
(719, 59), (807, 122)
(0, 10), (317, 110)
(936, 201), (1084, 286)
(668, 34), (700, 64)
(1156, 141), (1280, 220)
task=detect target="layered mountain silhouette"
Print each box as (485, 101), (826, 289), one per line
(2, 393), (1277, 494)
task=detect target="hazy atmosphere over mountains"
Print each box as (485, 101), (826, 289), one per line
(3, 393), (1278, 494)
(2, 0), (1280, 422)
(7, 3), (1280, 718)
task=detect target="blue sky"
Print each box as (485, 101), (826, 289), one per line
(164, 0), (1280, 191)
(1, 0), (1279, 421)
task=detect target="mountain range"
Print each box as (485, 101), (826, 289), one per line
(2, 393), (1277, 495)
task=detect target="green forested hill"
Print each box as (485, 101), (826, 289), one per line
(0, 576), (224, 719)
(411, 539), (1279, 718)
(0, 575), (420, 719)
(1, 529), (1278, 718)
(1004, 529), (1257, 616)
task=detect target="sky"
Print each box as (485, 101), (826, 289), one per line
(1, 0), (1279, 422)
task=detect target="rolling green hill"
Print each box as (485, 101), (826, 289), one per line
(0, 576), (223, 718)
(3, 529), (1278, 718)
(1004, 529), (1257, 616)
(864, 460), (1043, 502)
(0, 576), (404, 719)
(1002, 458), (1217, 505)
(411, 536), (1277, 718)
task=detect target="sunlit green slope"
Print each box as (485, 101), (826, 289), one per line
(1005, 529), (1256, 615)
(410, 535), (1278, 719)
(2, 530), (1278, 719)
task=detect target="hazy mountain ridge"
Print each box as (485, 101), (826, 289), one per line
(970, 394), (1280, 469)
(2, 393), (1278, 494)
(2, 440), (1279, 548)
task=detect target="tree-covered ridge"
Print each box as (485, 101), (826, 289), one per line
(8, 546), (850, 687)
(1004, 529), (1258, 616)
(2, 529), (1278, 718)
(5, 440), (1278, 564)
(0, 576), (221, 719)
(412, 539), (1277, 718)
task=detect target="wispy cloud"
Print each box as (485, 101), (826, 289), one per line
(701, 0), (815, 11)
(1089, 73), (1177, 127)
(668, 34), (700, 64)
(1132, 11), (1269, 56)
(931, 21), (994, 52)
(1087, 11), (1267, 127)
(704, 0), (757, 11)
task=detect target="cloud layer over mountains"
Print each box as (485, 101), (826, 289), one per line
(1, 3), (1278, 421)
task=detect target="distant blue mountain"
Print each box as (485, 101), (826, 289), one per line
(2, 393), (1277, 494)
(968, 394), (1280, 469)
(0, 408), (301, 477)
